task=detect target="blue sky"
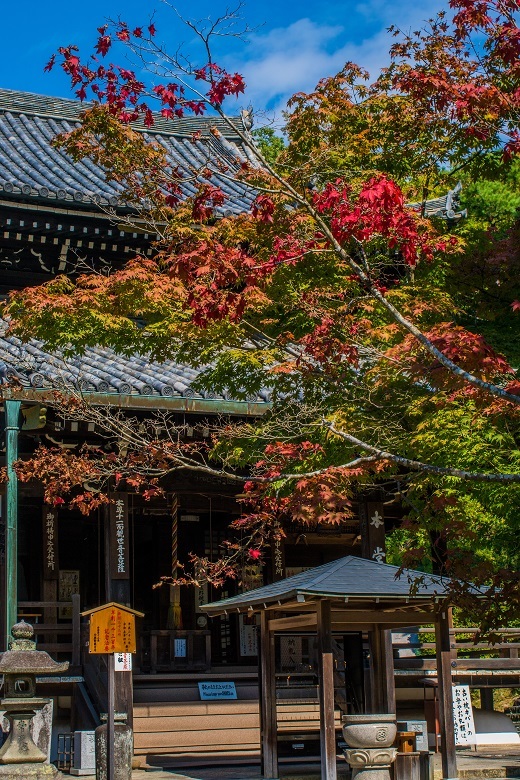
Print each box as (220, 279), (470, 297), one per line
(1, 0), (444, 121)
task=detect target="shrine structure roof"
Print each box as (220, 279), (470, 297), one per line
(0, 318), (270, 407)
(0, 88), (257, 213)
(202, 554), (475, 615)
(0, 88), (465, 220)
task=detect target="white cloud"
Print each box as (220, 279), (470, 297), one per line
(227, 1), (448, 123)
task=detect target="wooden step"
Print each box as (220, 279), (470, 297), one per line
(134, 727), (261, 751)
(133, 697), (341, 757)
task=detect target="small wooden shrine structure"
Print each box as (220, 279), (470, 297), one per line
(203, 556), (464, 780)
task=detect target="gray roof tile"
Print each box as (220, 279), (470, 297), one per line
(0, 88), (256, 212)
(0, 319), (270, 403)
(202, 555), (458, 613)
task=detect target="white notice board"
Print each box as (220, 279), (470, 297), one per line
(453, 685), (476, 745)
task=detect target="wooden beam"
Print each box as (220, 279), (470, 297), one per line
(451, 658), (520, 670)
(259, 611), (278, 779)
(317, 601), (336, 780)
(269, 613), (318, 631)
(436, 608), (457, 780)
(330, 611), (435, 625)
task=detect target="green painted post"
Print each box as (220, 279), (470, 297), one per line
(5, 399), (20, 648)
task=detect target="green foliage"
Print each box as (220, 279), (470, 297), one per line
(251, 127), (285, 165)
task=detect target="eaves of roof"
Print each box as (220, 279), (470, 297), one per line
(0, 319), (270, 412)
(0, 89), (466, 221)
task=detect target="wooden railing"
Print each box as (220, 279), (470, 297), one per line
(392, 627), (520, 672)
(81, 627), (108, 715)
(18, 593), (81, 668)
(139, 629), (211, 673)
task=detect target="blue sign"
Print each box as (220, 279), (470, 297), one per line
(198, 681), (237, 700)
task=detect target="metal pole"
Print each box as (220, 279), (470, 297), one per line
(107, 652), (115, 780)
(5, 399), (20, 648)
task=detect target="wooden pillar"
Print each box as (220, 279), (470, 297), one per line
(368, 628), (383, 712)
(5, 399), (20, 649)
(259, 610), (278, 779)
(435, 608), (457, 780)
(105, 494), (133, 726)
(105, 494), (131, 605)
(382, 628), (396, 715)
(368, 627), (395, 714)
(480, 689), (494, 711)
(42, 504), (59, 647)
(317, 600), (337, 780)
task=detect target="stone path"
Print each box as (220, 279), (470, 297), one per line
(70, 748), (520, 779)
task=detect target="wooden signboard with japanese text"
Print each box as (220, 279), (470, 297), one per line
(42, 506), (59, 580)
(109, 493), (129, 580)
(88, 605), (136, 654)
(359, 500), (386, 563)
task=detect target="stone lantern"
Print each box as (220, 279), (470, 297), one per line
(0, 620), (69, 779)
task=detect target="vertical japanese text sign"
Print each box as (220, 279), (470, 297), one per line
(109, 493), (129, 579)
(452, 685), (476, 746)
(42, 505), (59, 580)
(271, 520), (285, 581)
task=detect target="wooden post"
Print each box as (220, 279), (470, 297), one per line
(435, 608), (457, 780)
(382, 628), (396, 715)
(368, 628), (383, 712)
(5, 399), (20, 649)
(259, 610), (278, 779)
(107, 652), (115, 780)
(317, 600), (337, 780)
(71, 593), (81, 668)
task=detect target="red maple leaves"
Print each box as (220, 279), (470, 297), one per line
(387, 322), (515, 399)
(390, 0), (520, 160)
(45, 20), (245, 125)
(312, 176), (446, 266)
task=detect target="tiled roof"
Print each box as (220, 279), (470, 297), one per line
(0, 88), (257, 212)
(202, 555), (453, 614)
(0, 320), (268, 403)
(0, 88), (465, 220)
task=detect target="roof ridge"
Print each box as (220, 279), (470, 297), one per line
(0, 88), (244, 139)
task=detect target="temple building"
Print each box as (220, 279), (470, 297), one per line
(3, 87), (513, 771)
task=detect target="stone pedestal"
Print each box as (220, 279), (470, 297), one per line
(0, 701), (49, 764)
(1, 701), (53, 761)
(71, 731), (95, 776)
(0, 763), (62, 779)
(344, 747), (398, 780)
(342, 714), (398, 780)
(95, 718), (132, 780)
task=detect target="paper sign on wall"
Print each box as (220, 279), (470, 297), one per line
(174, 638), (187, 658)
(114, 652), (132, 672)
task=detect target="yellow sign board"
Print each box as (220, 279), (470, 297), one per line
(84, 603), (143, 654)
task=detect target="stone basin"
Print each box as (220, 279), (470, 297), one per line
(342, 714), (397, 748)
